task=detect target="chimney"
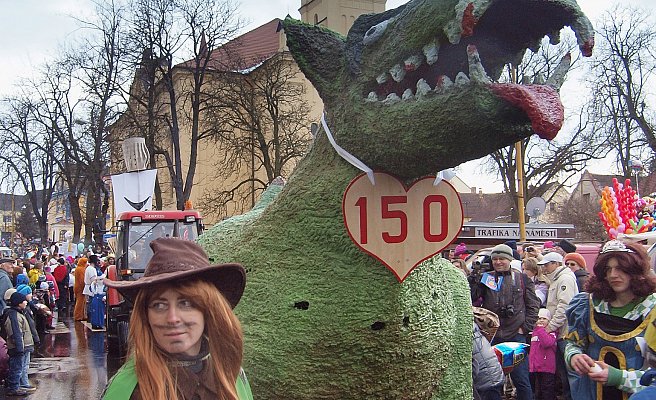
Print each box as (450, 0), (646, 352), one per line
(471, 187), (477, 194)
(478, 188), (483, 195)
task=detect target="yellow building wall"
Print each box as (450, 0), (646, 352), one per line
(299, 0), (387, 36)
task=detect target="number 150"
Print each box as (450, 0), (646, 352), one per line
(354, 195), (448, 244)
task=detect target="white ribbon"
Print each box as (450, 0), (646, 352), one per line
(320, 113), (375, 185)
(319, 112), (455, 187)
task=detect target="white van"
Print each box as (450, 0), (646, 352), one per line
(0, 246), (12, 259)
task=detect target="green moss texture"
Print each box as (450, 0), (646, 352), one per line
(201, 134), (473, 399)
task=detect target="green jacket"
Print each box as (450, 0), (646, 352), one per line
(102, 358), (253, 400)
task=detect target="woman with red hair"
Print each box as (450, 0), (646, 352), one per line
(102, 238), (252, 400)
(564, 240), (656, 399)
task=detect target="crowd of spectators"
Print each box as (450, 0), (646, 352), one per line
(456, 239), (656, 400)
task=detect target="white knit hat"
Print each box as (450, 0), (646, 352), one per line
(538, 308), (551, 319)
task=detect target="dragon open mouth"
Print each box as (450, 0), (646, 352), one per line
(359, 0), (594, 140)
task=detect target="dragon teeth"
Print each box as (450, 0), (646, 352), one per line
(466, 45), (491, 83)
(435, 75), (453, 92)
(455, 72), (470, 85)
(416, 79), (432, 97)
(376, 73), (389, 84)
(366, 92), (379, 102)
(402, 88), (414, 100)
(383, 93), (401, 105)
(404, 55), (423, 71)
(390, 64), (406, 82)
(423, 42), (440, 65)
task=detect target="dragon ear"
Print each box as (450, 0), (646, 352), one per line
(282, 18), (345, 104)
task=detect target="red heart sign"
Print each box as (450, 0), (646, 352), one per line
(343, 172), (463, 282)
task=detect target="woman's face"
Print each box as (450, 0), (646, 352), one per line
(147, 288), (205, 357)
(605, 257), (632, 296)
(524, 268), (536, 278)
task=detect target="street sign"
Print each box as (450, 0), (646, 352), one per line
(343, 172), (463, 282)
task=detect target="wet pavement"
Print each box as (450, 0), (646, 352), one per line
(1, 309), (123, 399)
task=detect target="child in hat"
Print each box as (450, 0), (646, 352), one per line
(529, 308), (557, 400)
(3, 292), (36, 396)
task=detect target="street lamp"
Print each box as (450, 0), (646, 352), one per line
(629, 159), (643, 197)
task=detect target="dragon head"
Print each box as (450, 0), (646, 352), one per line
(283, 0), (594, 179)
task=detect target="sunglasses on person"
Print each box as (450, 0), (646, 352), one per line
(525, 247), (535, 252)
(566, 262), (578, 267)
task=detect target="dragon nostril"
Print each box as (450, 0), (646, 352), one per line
(294, 301), (309, 310)
(371, 321), (385, 330)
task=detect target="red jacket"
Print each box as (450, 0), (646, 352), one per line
(529, 326), (557, 373)
(52, 265), (68, 283)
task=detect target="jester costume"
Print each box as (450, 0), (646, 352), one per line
(565, 292), (656, 400)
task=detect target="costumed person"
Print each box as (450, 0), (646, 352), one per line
(102, 238), (253, 400)
(53, 257), (69, 312)
(89, 265), (106, 330)
(630, 317), (656, 399)
(469, 244), (540, 400)
(84, 254), (103, 318)
(564, 240), (656, 399)
(529, 309), (557, 400)
(564, 252), (589, 292)
(3, 292), (35, 396)
(73, 257), (88, 321)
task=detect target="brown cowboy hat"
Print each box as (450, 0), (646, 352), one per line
(104, 237), (245, 308)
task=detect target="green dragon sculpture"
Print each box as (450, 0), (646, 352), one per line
(200, 1), (594, 398)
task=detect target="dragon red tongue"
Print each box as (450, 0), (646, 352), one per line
(490, 83), (564, 140)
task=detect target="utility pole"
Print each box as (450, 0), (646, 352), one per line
(512, 66), (527, 242)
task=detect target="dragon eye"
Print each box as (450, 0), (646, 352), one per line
(363, 18), (395, 46)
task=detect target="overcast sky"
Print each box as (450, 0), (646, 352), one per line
(0, 0), (654, 192)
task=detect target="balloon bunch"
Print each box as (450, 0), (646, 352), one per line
(599, 178), (637, 239)
(599, 178), (654, 238)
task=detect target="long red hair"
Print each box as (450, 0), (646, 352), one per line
(129, 279), (243, 400)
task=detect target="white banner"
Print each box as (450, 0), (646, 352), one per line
(111, 169), (157, 216)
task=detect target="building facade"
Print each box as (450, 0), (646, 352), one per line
(109, 1), (387, 226)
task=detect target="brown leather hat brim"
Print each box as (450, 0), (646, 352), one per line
(104, 263), (245, 308)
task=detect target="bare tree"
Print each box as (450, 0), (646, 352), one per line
(120, 0), (243, 210)
(557, 195), (608, 241)
(587, 6), (656, 175)
(0, 96), (59, 244)
(30, 60), (89, 243)
(200, 53), (313, 218)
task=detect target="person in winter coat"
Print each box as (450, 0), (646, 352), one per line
(529, 309), (557, 400)
(522, 257), (549, 307)
(469, 244), (540, 400)
(102, 238), (253, 400)
(14, 284), (40, 388)
(53, 258), (69, 311)
(0, 258), (15, 310)
(538, 252), (578, 400)
(473, 322), (504, 400)
(73, 257), (88, 321)
(564, 252), (589, 292)
(3, 292), (36, 396)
